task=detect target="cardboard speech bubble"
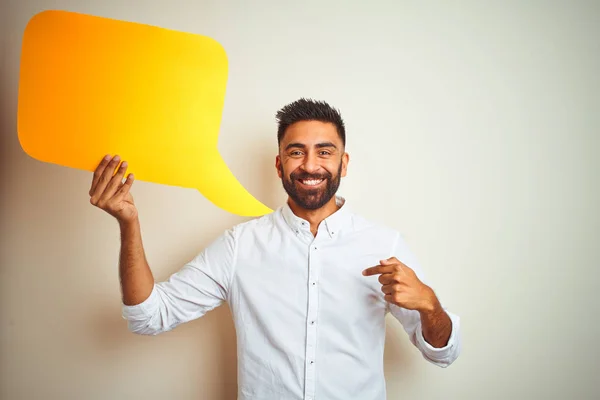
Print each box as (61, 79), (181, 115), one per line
(18, 10), (273, 217)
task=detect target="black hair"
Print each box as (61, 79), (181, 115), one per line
(275, 98), (346, 146)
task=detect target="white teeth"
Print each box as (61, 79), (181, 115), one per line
(301, 179), (323, 186)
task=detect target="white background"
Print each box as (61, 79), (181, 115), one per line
(1, 0), (598, 399)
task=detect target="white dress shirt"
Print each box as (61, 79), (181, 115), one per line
(122, 196), (461, 399)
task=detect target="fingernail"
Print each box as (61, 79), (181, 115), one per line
(114, 155), (120, 161)
(121, 161), (127, 167)
(104, 154), (111, 160)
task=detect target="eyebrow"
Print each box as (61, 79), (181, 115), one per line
(285, 142), (338, 151)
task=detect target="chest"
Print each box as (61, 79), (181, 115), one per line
(230, 231), (393, 327)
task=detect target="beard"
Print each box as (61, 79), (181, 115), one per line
(279, 162), (342, 210)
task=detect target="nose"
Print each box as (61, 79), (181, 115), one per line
(301, 152), (320, 174)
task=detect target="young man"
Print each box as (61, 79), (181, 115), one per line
(89, 98), (461, 399)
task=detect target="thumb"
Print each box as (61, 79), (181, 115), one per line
(380, 257), (394, 265)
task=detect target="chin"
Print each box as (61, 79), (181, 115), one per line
(297, 194), (332, 210)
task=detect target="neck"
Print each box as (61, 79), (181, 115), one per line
(287, 196), (341, 236)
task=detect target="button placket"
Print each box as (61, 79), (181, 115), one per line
(304, 241), (320, 400)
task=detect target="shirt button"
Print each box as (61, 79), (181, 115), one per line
(310, 360), (314, 364)
(311, 320), (315, 325)
(312, 282), (316, 286)
(313, 246), (317, 250)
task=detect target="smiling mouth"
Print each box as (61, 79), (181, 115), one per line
(298, 178), (325, 187)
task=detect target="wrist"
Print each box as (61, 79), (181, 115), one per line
(418, 287), (442, 316)
(118, 216), (139, 230)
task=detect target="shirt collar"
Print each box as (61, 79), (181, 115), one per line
(281, 195), (352, 238)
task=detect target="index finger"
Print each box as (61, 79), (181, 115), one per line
(89, 154), (112, 195)
(362, 265), (395, 276)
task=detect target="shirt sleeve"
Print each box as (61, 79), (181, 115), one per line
(121, 226), (238, 335)
(387, 232), (462, 368)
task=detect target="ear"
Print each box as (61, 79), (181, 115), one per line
(275, 154), (282, 178)
(341, 152), (349, 177)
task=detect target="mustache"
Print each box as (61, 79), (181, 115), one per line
(290, 171), (332, 181)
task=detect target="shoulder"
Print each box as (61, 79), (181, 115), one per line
(348, 211), (402, 242)
(228, 207), (283, 238)
(348, 211), (425, 277)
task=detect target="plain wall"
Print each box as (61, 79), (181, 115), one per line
(1, 0), (598, 399)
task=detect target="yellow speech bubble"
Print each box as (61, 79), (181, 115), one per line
(17, 10), (272, 217)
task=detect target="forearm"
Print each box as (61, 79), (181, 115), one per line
(419, 298), (453, 348)
(119, 217), (155, 306)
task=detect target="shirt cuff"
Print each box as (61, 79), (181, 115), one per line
(416, 310), (460, 361)
(121, 284), (159, 321)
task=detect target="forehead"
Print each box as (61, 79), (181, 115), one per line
(280, 120), (342, 147)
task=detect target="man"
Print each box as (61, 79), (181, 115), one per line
(89, 98), (461, 399)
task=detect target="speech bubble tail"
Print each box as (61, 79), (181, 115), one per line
(198, 187), (273, 217)
(194, 152), (273, 217)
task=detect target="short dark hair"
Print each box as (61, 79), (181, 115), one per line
(275, 98), (346, 146)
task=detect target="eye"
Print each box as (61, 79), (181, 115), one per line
(290, 151), (303, 157)
(319, 150), (332, 156)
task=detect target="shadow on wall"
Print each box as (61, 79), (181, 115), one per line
(90, 302), (238, 399)
(383, 304), (421, 387)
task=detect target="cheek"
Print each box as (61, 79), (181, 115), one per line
(278, 166), (292, 180)
(282, 161), (302, 177)
(326, 161), (342, 174)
